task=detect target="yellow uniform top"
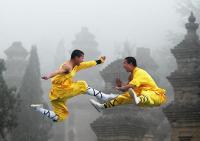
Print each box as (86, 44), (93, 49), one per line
(129, 67), (166, 96)
(51, 61), (97, 88)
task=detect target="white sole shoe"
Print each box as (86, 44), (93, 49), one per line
(30, 104), (43, 110)
(128, 88), (140, 105)
(89, 99), (105, 112)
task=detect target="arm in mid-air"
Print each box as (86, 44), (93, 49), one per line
(116, 84), (136, 92)
(115, 74), (133, 87)
(41, 64), (70, 80)
(76, 56), (106, 71)
(116, 73), (140, 92)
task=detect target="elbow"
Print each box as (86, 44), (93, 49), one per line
(128, 84), (135, 90)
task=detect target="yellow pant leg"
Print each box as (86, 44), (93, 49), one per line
(104, 92), (132, 108)
(69, 80), (88, 97)
(138, 90), (167, 107)
(51, 98), (69, 122)
(104, 90), (167, 108)
(49, 80), (88, 100)
(49, 80), (88, 122)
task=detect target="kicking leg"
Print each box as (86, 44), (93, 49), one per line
(90, 92), (132, 112)
(31, 98), (69, 122)
(51, 99), (69, 121)
(86, 87), (118, 102)
(90, 89), (167, 112)
(89, 99), (105, 112)
(71, 80), (118, 102)
(30, 104), (58, 122)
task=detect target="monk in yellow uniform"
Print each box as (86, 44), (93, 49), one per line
(31, 50), (118, 122)
(90, 56), (167, 112)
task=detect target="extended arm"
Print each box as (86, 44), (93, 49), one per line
(76, 56), (106, 71)
(41, 64), (70, 80)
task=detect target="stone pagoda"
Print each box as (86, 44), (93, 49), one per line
(71, 27), (103, 88)
(64, 27), (102, 141)
(163, 12), (200, 141)
(4, 41), (28, 89)
(72, 27), (100, 60)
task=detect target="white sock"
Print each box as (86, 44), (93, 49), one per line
(36, 107), (58, 121)
(86, 87), (117, 101)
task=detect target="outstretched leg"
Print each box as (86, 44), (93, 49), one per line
(71, 80), (118, 102)
(86, 87), (118, 102)
(90, 92), (133, 112)
(90, 89), (167, 112)
(30, 104), (58, 122)
(31, 98), (69, 122)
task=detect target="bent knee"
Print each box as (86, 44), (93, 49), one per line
(139, 96), (166, 107)
(78, 80), (88, 87)
(77, 80), (88, 92)
(160, 95), (167, 105)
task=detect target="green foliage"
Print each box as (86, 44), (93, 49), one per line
(11, 46), (52, 141)
(0, 59), (19, 141)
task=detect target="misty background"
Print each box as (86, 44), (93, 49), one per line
(0, 0), (199, 141)
(0, 0), (181, 62)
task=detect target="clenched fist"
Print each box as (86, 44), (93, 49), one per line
(99, 56), (106, 63)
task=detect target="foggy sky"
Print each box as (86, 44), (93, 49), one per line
(0, 1), (187, 141)
(0, 0), (183, 68)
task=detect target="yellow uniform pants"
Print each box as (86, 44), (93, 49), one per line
(49, 80), (88, 121)
(104, 90), (167, 108)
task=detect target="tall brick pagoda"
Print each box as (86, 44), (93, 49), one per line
(163, 12), (200, 141)
(64, 27), (102, 141)
(4, 41), (28, 89)
(72, 27), (100, 60)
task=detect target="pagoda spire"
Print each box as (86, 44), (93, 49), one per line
(185, 12), (199, 41)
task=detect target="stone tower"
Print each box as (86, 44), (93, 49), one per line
(72, 27), (100, 60)
(64, 27), (101, 141)
(4, 41), (28, 89)
(71, 27), (103, 88)
(163, 12), (200, 141)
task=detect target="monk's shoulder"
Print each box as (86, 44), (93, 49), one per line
(136, 68), (149, 76)
(62, 61), (72, 71)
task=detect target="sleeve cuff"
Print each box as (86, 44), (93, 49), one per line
(95, 59), (102, 65)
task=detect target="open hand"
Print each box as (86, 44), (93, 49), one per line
(116, 78), (122, 87)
